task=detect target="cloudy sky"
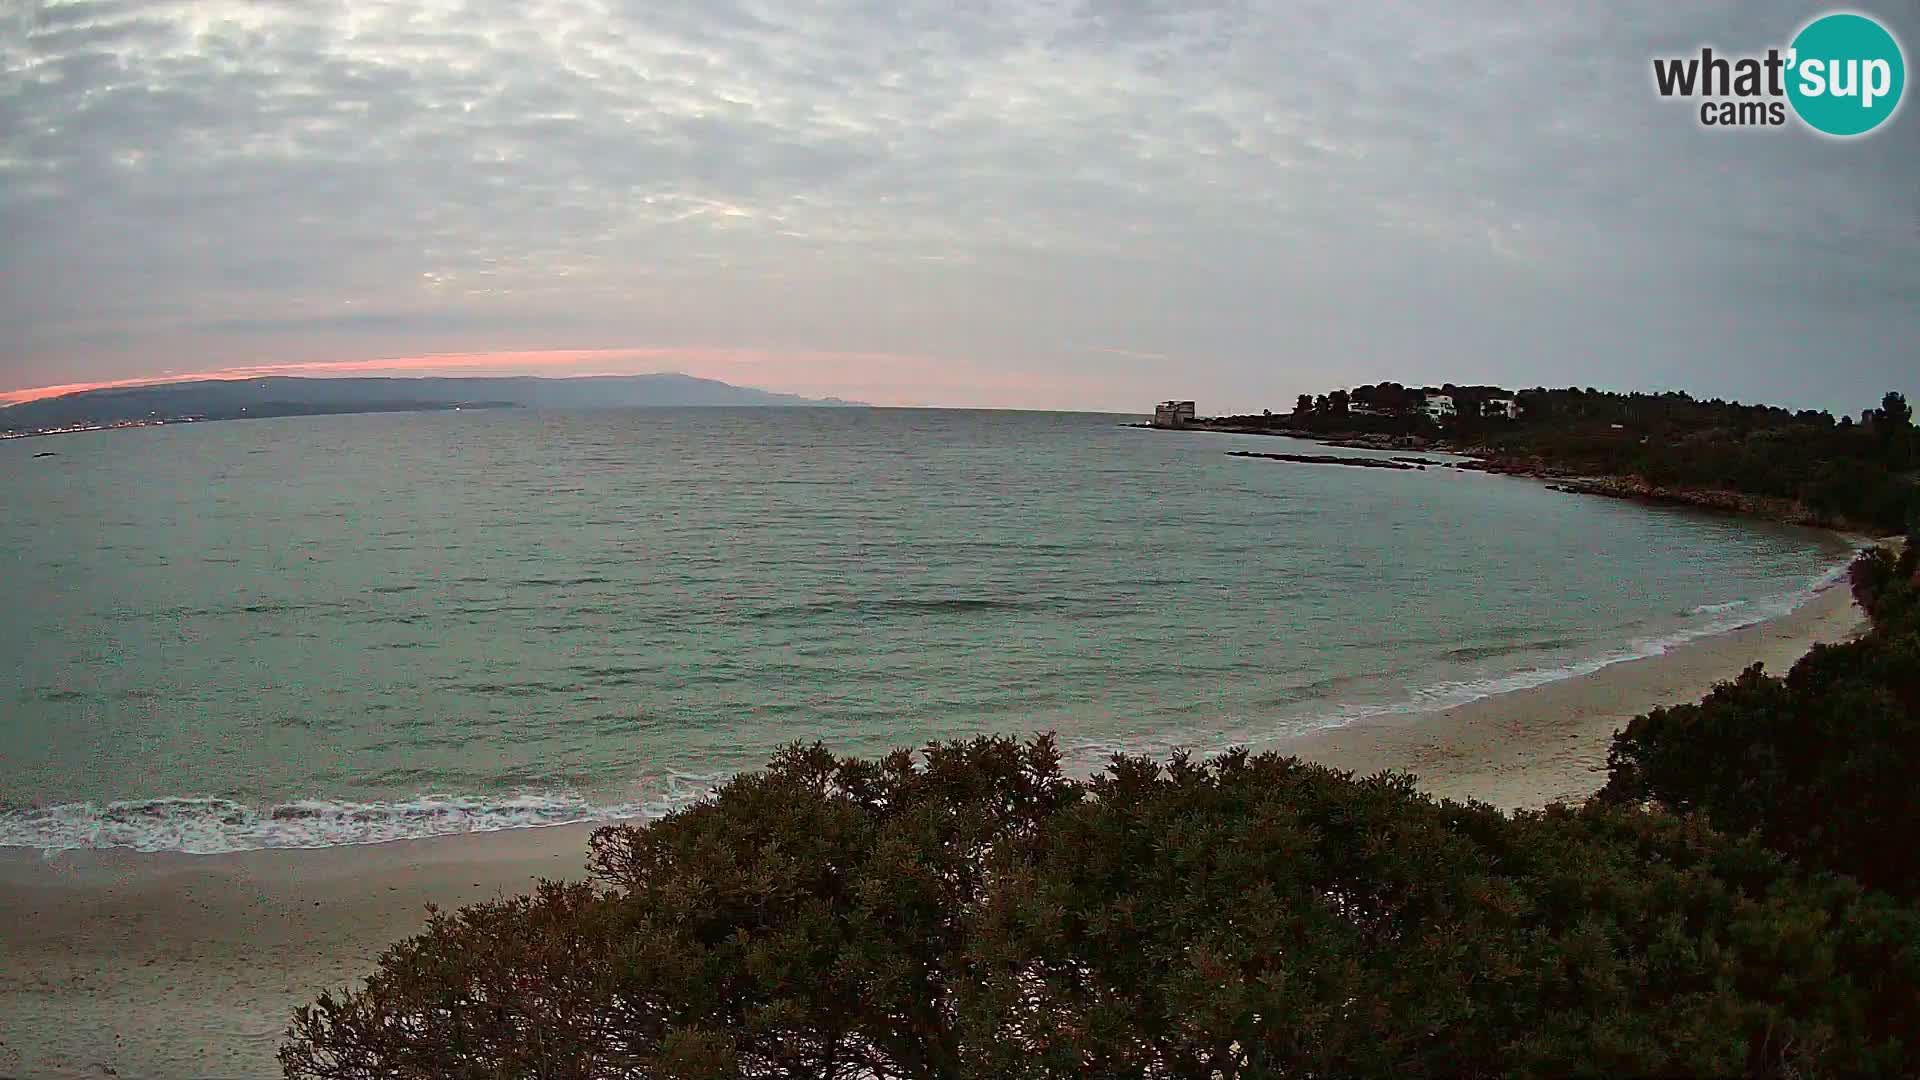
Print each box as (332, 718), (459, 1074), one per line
(2, 0), (1915, 411)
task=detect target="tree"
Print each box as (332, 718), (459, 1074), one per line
(1327, 388), (1350, 417)
(1454, 390), (1920, 531)
(1878, 391), (1913, 470)
(285, 738), (1920, 1079)
(1879, 391), (1912, 431)
(1294, 394), (1313, 416)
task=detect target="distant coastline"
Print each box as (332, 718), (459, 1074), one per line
(1147, 418), (1860, 529)
(0, 400), (518, 441)
(1131, 383), (1916, 535)
(0, 372), (861, 440)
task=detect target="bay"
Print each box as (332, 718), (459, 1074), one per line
(0, 408), (1853, 851)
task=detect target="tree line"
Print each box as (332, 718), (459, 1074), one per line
(1219, 386), (1917, 533)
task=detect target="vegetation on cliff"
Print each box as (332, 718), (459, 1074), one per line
(1218, 386), (1917, 532)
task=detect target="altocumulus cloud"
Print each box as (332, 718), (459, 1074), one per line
(0, 0), (1914, 409)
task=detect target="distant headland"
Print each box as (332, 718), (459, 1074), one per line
(0, 373), (862, 440)
(1135, 383), (1918, 535)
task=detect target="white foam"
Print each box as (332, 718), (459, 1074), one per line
(1060, 551), (1861, 766)
(1267, 552), (1859, 738)
(0, 788), (714, 855)
(3, 554), (1863, 855)
(1688, 599), (1748, 616)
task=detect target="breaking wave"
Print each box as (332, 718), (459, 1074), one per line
(1298, 554), (1857, 729)
(1061, 552), (1860, 765)
(0, 786), (717, 855)
(1, 558), (1860, 855)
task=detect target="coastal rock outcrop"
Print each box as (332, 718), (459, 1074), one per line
(1227, 451), (1422, 470)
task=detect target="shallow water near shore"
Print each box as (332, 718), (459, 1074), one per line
(0, 407), (1856, 852)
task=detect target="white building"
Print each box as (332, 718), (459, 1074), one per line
(1152, 400), (1196, 428)
(1420, 394), (1456, 420)
(1481, 397), (1521, 420)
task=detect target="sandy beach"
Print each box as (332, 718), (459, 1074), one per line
(0, 581), (1867, 1079)
(1285, 579), (1867, 809)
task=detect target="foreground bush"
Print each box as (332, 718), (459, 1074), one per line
(1850, 533), (1920, 630)
(1604, 536), (1920, 898)
(284, 737), (1920, 1079)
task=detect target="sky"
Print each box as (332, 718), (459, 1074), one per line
(1, 0), (1916, 413)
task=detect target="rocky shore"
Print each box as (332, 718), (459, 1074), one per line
(1226, 450), (1430, 470)
(1536, 477), (1839, 527)
(1134, 420), (1875, 532)
(1128, 421), (1438, 452)
(1457, 456), (1870, 531)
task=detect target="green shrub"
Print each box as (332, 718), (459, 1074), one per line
(1850, 533), (1919, 629)
(285, 737), (1920, 1079)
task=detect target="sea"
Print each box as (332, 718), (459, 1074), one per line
(0, 407), (1858, 853)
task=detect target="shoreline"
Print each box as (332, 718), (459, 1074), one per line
(0, 551), (1859, 856)
(0, 580), (1871, 1078)
(1279, 577), (1865, 809)
(1135, 421), (1886, 534)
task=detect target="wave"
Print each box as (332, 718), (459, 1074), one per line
(1686, 599), (1749, 616)
(1062, 552), (1861, 766)
(1444, 637), (1584, 663)
(0, 788), (715, 855)
(735, 596), (1054, 621)
(1270, 553), (1860, 738)
(5, 556), (1861, 856)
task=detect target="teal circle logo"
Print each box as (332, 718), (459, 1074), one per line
(1787, 13), (1905, 136)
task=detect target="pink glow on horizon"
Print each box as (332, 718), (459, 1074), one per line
(0, 352), (603, 405)
(0, 346), (1072, 408)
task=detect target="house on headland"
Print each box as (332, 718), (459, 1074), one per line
(1481, 397), (1521, 420)
(1153, 401), (1197, 429)
(1420, 394), (1456, 421)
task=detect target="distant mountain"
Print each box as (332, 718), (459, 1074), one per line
(0, 374), (861, 433)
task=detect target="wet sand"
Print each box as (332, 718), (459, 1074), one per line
(0, 582), (1867, 1078)
(1284, 578), (1865, 809)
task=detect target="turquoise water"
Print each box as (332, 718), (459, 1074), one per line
(0, 408), (1855, 851)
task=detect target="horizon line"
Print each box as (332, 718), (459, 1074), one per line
(0, 369), (728, 407)
(0, 347), (955, 407)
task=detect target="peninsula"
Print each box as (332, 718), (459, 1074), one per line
(1145, 384), (1918, 535)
